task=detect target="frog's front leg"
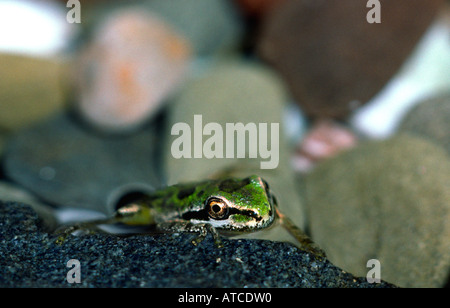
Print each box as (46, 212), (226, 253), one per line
(158, 221), (224, 248)
(55, 201), (152, 245)
(55, 217), (118, 245)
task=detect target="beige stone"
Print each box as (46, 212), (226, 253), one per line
(0, 53), (66, 131)
(400, 91), (450, 154)
(305, 135), (450, 287)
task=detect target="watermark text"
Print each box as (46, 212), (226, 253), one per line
(66, 0), (81, 24)
(367, 0), (381, 24)
(171, 115), (279, 169)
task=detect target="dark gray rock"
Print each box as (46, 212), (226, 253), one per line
(2, 112), (163, 215)
(0, 181), (57, 231)
(0, 201), (396, 288)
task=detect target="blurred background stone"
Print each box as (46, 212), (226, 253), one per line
(304, 135), (450, 287)
(0, 0), (75, 58)
(234, 0), (286, 18)
(80, 0), (244, 57)
(399, 91), (450, 153)
(2, 112), (162, 215)
(0, 133), (6, 157)
(143, 0), (244, 56)
(0, 53), (67, 131)
(292, 119), (358, 173)
(350, 5), (450, 139)
(257, 0), (444, 120)
(73, 9), (191, 133)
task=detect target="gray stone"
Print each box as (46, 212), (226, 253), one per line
(304, 135), (450, 287)
(0, 201), (396, 288)
(0, 132), (6, 157)
(81, 0), (243, 57)
(2, 112), (162, 215)
(143, 0), (243, 56)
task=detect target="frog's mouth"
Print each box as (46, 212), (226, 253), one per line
(182, 203), (274, 232)
(182, 206), (264, 223)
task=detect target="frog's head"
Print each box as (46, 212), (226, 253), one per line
(196, 175), (276, 233)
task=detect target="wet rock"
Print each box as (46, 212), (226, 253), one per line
(257, 0), (444, 119)
(399, 92), (450, 154)
(73, 9), (191, 133)
(2, 112), (162, 215)
(0, 201), (396, 288)
(0, 53), (67, 131)
(304, 135), (450, 287)
(143, 0), (244, 56)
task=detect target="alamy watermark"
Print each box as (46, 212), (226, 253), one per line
(367, 0), (382, 24)
(65, 1), (380, 25)
(66, 259), (81, 283)
(366, 259), (381, 283)
(171, 115), (279, 170)
(66, 0), (81, 24)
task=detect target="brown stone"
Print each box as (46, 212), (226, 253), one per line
(234, 0), (287, 17)
(258, 0), (444, 119)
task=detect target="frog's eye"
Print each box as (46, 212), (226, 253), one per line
(206, 197), (229, 220)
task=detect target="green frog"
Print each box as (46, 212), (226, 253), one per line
(56, 175), (324, 257)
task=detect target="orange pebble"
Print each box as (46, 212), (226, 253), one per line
(73, 9), (192, 133)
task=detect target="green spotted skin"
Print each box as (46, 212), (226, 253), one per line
(118, 175), (276, 233)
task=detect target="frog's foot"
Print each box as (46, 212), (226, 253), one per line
(54, 218), (117, 245)
(159, 221), (224, 248)
(190, 223), (224, 248)
(55, 223), (87, 245)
